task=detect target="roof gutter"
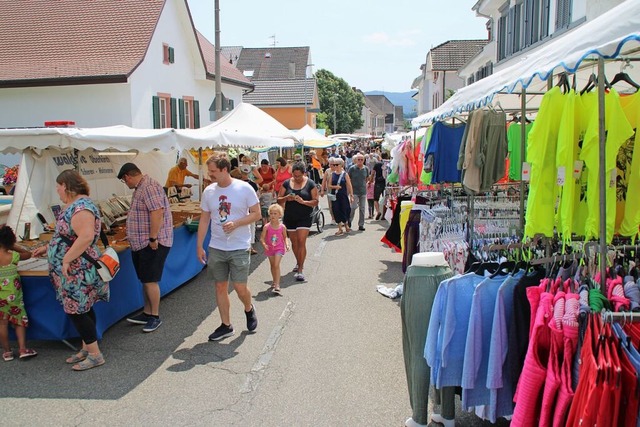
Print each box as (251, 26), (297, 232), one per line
(0, 75), (128, 89)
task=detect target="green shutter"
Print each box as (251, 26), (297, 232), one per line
(152, 96), (160, 129)
(178, 99), (185, 129)
(170, 97), (177, 129)
(193, 100), (200, 128)
(168, 47), (175, 64)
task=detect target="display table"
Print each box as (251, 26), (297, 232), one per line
(18, 225), (209, 341)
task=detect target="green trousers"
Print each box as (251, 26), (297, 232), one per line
(401, 265), (454, 425)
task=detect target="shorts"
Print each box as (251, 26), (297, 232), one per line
(208, 248), (250, 284)
(374, 183), (385, 200)
(132, 244), (171, 283)
(283, 216), (312, 231)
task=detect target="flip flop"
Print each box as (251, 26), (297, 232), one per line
(3, 351), (14, 362)
(19, 348), (37, 359)
(272, 287), (282, 295)
(334, 231), (344, 236)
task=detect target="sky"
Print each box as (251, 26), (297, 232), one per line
(186, 0), (489, 93)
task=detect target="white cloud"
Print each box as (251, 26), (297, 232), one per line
(363, 30), (421, 47)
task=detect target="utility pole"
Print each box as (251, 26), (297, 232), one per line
(214, 0), (222, 120)
(333, 96), (337, 135)
(304, 63), (314, 127)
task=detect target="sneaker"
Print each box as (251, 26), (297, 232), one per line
(296, 273), (305, 282)
(209, 323), (234, 341)
(359, 226), (366, 231)
(375, 213), (382, 220)
(292, 264), (298, 272)
(127, 312), (151, 325)
(142, 317), (162, 333)
(245, 305), (258, 332)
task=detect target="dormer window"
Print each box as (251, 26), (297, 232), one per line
(264, 52), (271, 58)
(163, 43), (175, 65)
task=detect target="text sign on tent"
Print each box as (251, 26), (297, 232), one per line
(52, 150), (116, 179)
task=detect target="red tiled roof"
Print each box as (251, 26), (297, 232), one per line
(196, 32), (253, 88)
(0, 0), (167, 84)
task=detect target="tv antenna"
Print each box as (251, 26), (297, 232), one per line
(269, 34), (278, 47)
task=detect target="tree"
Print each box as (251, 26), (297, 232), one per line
(315, 69), (364, 134)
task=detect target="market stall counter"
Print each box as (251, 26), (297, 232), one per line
(16, 204), (210, 341)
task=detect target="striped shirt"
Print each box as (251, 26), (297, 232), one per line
(126, 175), (173, 251)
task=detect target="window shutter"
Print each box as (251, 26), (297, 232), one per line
(193, 100), (200, 128)
(170, 97), (177, 129)
(541, 0), (551, 38)
(152, 96), (160, 129)
(178, 99), (185, 129)
(168, 47), (175, 64)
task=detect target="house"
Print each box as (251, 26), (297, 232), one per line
(0, 0), (252, 129)
(232, 46), (319, 130)
(412, 40), (488, 116)
(354, 89), (386, 136)
(365, 94), (404, 133)
(459, 0), (626, 84)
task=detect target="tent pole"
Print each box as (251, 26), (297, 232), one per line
(519, 86), (527, 236)
(198, 148), (203, 201)
(597, 56), (607, 286)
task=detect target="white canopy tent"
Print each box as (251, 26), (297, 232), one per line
(412, 0), (640, 127)
(295, 124), (336, 149)
(177, 102), (297, 151)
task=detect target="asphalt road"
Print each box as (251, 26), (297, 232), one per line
(0, 200), (510, 427)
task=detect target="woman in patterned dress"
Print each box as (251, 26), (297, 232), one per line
(33, 170), (109, 371)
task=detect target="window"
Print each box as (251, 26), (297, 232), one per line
(152, 94), (178, 129)
(177, 97), (200, 129)
(556, 0), (572, 30)
(162, 44), (175, 65)
(498, 0), (550, 61)
(184, 100), (192, 128)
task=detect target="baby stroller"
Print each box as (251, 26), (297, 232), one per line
(311, 205), (325, 233)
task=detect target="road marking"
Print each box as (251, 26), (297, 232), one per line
(313, 239), (327, 258)
(239, 301), (295, 394)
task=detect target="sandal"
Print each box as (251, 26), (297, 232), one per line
(66, 349), (89, 364)
(72, 352), (105, 371)
(3, 350), (14, 362)
(19, 348), (37, 359)
(334, 230), (344, 236)
(272, 286), (281, 295)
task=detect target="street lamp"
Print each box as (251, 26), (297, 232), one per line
(303, 63), (314, 126)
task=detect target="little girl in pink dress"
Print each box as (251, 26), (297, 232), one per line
(259, 204), (289, 294)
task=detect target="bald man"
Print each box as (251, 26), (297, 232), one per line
(165, 157), (199, 189)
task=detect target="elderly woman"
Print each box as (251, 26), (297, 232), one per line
(277, 162), (319, 281)
(32, 170), (109, 370)
(328, 158), (354, 236)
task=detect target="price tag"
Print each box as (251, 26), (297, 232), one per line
(610, 169), (617, 188)
(522, 162), (531, 182)
(573, 160), (583, 179)
(557, 166), (566, 186)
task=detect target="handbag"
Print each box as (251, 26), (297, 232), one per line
(60, 230), (120, 282)
(327, 171), (344, 202)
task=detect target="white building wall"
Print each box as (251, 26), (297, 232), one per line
(586, 0), (625, 20)
(0, 84), (131, 128)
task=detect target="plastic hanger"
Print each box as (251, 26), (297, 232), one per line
(607, 71), (640, 91)
(581, 72), (598, 95)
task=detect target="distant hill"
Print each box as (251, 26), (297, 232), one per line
(365, 90), (417, 118)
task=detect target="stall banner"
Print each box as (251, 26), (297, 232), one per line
(51, 149), (116, 179)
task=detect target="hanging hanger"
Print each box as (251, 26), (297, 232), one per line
(556, 72), (570, 94)
(607, 60), (640, 91)
(581, 71), (598, 95)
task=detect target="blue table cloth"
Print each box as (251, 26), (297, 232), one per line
(19, 225), (209, 341)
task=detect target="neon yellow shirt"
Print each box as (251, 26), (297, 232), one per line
(555, 90), (582, 241)
(618, 91), (640, 237)
(525, 87), (566, 239)
(580, 89), (634, 242)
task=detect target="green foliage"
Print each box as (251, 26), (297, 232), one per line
(316, 69), (364, 134)
(315, 112), (329, 131)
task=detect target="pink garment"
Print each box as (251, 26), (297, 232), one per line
(539, 292), (565, 427)
(512, 292), (553, 427)
(264, 223), (286, 257)
(552, 292), (579, 427)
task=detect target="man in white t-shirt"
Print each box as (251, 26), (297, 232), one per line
(197, 156), (261, 341)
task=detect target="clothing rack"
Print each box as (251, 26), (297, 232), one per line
(602, 311), (640, 324)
